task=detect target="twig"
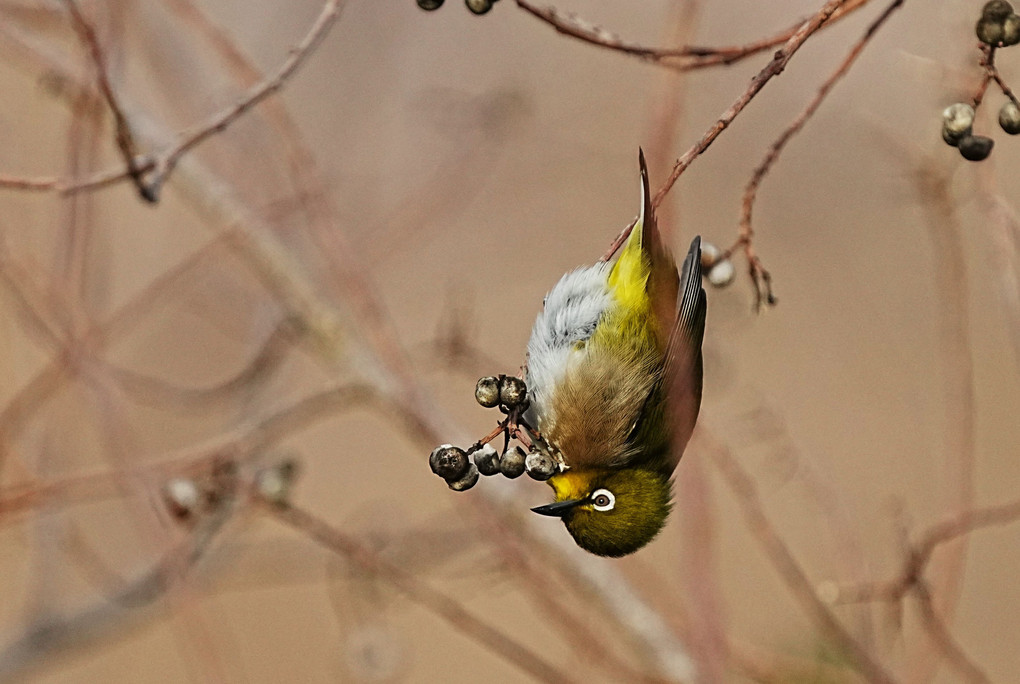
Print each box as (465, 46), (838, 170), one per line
(650, 0), (850, 210)
(270, 504), (579, 684)
(61, 0), (154, 201)
(144, 0), (348, 198)
(728, 0), (905, 309)
(0, 0), (347, 200)
(973, 45), (1020, 109)
(514, 0), (871, 71)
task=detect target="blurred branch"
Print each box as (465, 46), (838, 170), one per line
(0, 497), (236, 681)
(835, 497), (1020, 605)
(977, 182), (1020, 365)
(912, 583), (988, 684)
(906, 156), (976, 681)
(0, 382), (379, 526)
(270, 503), (580, 684)
(703, 431), (896, 684)
(832, 499), (1020, 683)
(106, 316), (302, 411)
(0, 0), (348, 200)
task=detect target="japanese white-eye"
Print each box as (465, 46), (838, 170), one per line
(525, 150), (707, 557)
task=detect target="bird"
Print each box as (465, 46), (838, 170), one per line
(523, 150), (707, 557)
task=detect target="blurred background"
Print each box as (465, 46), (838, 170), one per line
(1, 0), (1018, 681)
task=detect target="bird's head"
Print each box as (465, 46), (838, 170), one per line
(531, 468), (672, 557)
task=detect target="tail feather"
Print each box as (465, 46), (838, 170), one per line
(637, 149), (680, 351)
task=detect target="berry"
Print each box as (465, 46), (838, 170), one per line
(500, 446), (527, 478)
(472, 444), (502, 476)
(707, 259), (736, 288)
(465, 0), (493, 14)
(525, 451), (557, 480)
(958, 135), (994, 161)
(982, 0), (1014, 22)
(430, 444), (470, 481)
(977, 17), (1006, 45)
(448, 463), (480, 491)
(1004, 13), (1020, 45)
(474, 376), (501, 408)
(498, 375), (528, 409)
(1000, 101), (1020, 134)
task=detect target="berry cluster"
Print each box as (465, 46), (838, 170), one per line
(428, 375), (559, 492)
(416, 0), (500, 15)
(942, 1), (1020, 162)
(976, 0), (1020, 46)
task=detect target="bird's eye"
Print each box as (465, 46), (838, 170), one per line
(590, 488), (615, 512)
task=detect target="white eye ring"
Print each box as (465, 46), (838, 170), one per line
(590, 488), (615, 512)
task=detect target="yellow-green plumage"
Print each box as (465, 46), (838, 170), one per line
(525, 150), (706, 557)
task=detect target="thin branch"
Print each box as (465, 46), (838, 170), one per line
(728, 0), (905, 309)
(0, 0), (348, 200)
(972, 45), (1019, 109)
(144, 0), (348, 198)
(916, 498), (1020, 567)
(651, 0), (851, 210)
(829, 498), (1020, 682)
(61, 0), (153, 200)
(514, 0), (870, 71)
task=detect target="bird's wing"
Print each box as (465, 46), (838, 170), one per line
(661, 236), (707, 469)
(626, 152), (706, 474)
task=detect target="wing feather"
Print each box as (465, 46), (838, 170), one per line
(662, 236), (707, 468)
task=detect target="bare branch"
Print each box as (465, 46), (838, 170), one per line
(651, 0), (850, 209)
(61, 0), (153, 200)
(515, 0), (871, 71)
(0, 0), (348, 200)
(729, 0), (905, 309)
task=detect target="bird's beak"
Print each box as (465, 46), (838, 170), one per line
(531, 499), (585, 517)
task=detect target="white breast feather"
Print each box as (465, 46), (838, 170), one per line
(525, 263), (611, 429)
